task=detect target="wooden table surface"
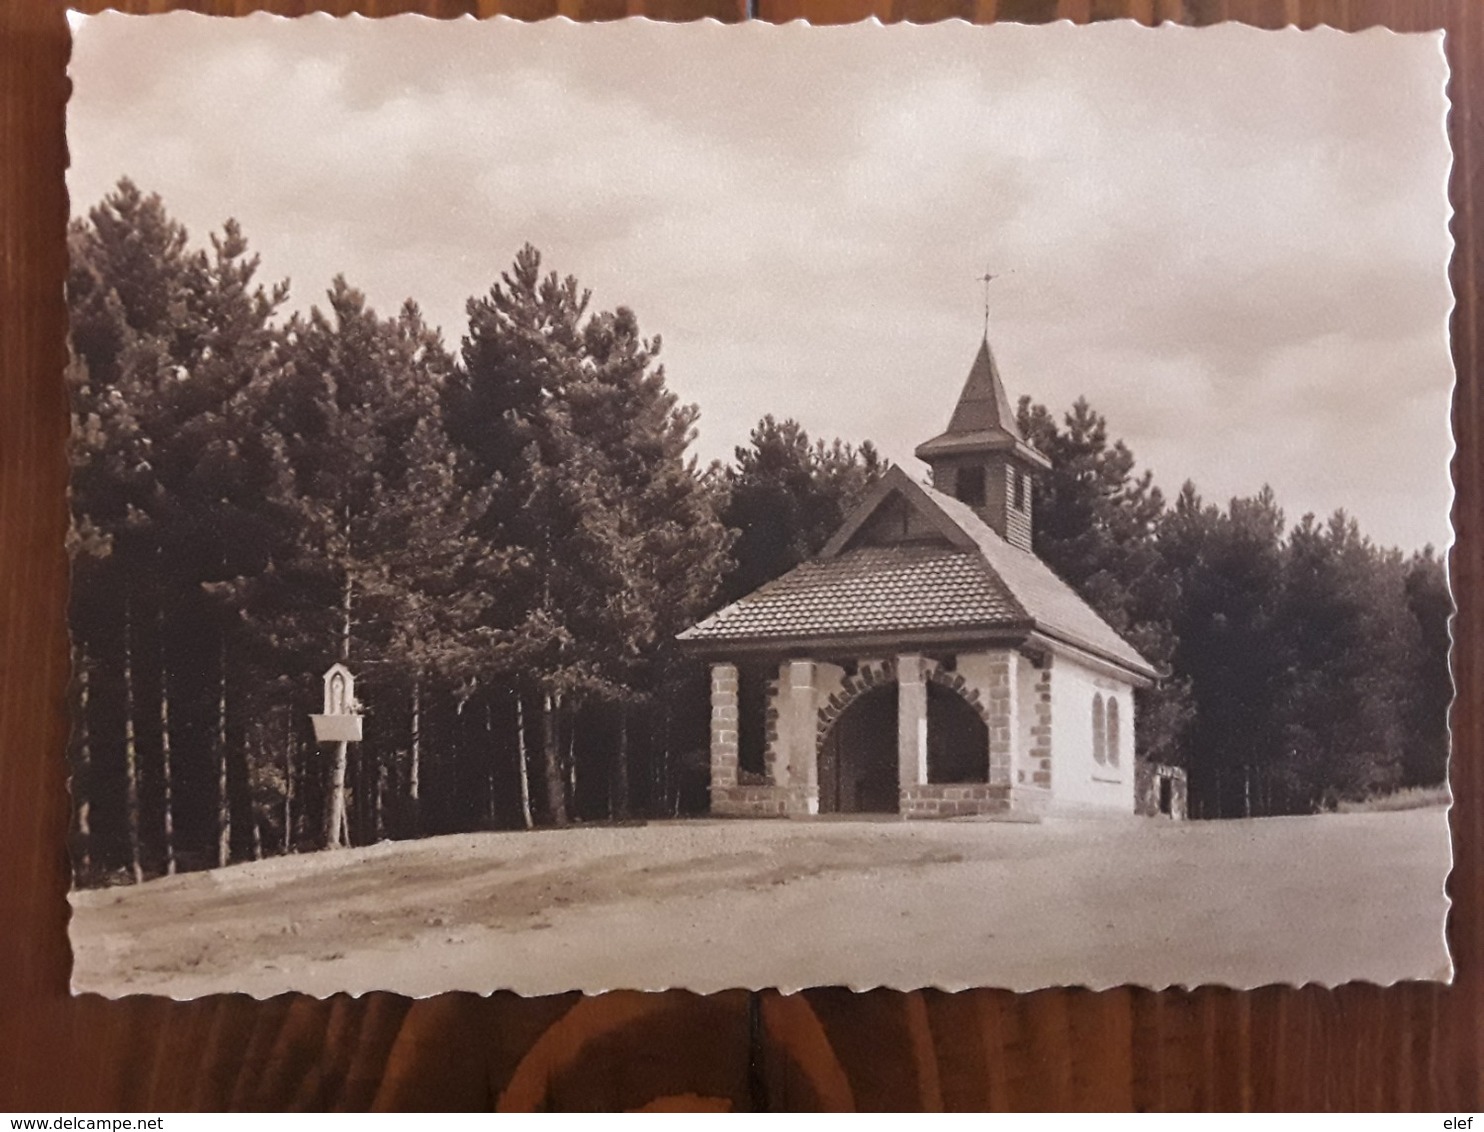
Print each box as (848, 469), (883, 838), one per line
(2, 0), (1479, 1111)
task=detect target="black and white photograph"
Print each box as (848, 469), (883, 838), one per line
(64, 14), (1454, 997)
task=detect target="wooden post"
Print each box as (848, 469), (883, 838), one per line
(326, 740), (349, 849)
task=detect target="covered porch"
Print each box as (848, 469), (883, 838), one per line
(707, 650), (1054, 820)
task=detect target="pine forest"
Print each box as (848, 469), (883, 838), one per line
(65, 181), (1453, 885)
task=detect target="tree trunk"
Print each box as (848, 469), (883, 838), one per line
(159, 616), (176, 877)
(155, 549), (176, 875)
(325, 739), (349, 849)
(541, 692), (567, 827)
(283, 712), (294, 855)
(75, 649), (92, 876)
(375, 759), (385, 843)
(485, 698), (496, 826)
(216, 634), (231, 868)
(515, 689), (533, 831)
(248, 725), (262, 861)
(122, 598), (143, 884)
(612, 705), (630, 823)
(340, 561), (353, 665)
(663, 699), (675, 818)
(409, 672), (422, 836)
(565, 708), (577, 821)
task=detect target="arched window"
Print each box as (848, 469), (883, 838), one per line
(1092, 693), (1106, 765)
(1106, 696), (1121, 768)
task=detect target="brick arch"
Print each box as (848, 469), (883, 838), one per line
(815, 659), (898, 751)
(814, 658), (992, 751)
(923, 661), (991, 724)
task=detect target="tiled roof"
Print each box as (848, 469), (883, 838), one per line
(678, 545), (1025, 643)
(923, 484), (1156, 677)
(680, 466), (1158, 680)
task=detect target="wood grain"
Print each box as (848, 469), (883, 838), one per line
(2, 0), (1478, 1111)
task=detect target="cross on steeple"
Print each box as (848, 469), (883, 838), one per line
(977, 268), (1011, 338)
(914, 271), (1049, 552)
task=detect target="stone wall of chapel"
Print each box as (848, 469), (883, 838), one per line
(947, 652), (1014, 787)
(812, 659), (888, 756)
(761, 670), (781, 785)
(708, 663), (739, 813)
(717, 646), (1139, 819)
(1135, 761), (1188, 820)
(1016, 654), (1053, 790)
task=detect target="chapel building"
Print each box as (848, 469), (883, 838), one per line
(678, 336), (1162, 819)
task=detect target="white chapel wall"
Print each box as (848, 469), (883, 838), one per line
(1049, 651), (1136, 812)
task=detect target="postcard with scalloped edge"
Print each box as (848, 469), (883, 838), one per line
(65, 12), (1453, 997)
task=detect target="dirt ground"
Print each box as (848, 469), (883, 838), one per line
(69, 808), (1453, 998)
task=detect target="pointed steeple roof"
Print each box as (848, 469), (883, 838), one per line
(947, 336), (1023, 440)
(914, 338), (1051, 469)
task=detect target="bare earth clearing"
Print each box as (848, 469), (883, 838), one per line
(70, 808), (1453, 998)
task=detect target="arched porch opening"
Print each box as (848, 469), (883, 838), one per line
(818, 683), (899, 814)
(926, 682), (990, 783)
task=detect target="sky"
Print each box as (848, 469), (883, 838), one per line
(68, 15), (1454, 551)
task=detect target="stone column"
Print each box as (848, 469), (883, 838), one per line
(1028, 660), (1054, 789)
(779, 660), (817, 808)
(897, 654), (928, 795)
(988, 650), (1017, 788)
(709, 662), (739, 810)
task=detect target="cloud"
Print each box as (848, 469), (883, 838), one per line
(68, 15), (1454, 550)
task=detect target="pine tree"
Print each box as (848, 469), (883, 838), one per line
(1015, 396), (1189, 772)
(1277, 512), (1419, 810)
(451, 247), (734, 823)
(449, 246), (590, 825)
(68, 179), (287, 876)
(1143, 484), (1286, 816)
(720, 416), (884, 602)
(1402, 548), (1452, 788)
(237, 280), (494, 848)
(1016, 396), (1166, 637)
(562, 306), (733, 816)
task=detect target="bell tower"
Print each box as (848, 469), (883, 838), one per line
(914, 336), (1051, 552)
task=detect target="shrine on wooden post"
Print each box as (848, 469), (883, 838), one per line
(310, 662), (363, 849)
